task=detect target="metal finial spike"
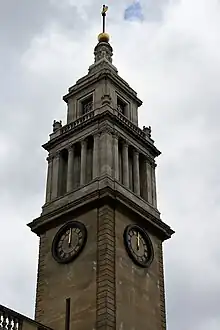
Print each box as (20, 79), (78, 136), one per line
(101, 4), (108, 33)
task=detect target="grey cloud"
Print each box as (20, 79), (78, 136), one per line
(1, 1), (52, 50)
(141, 0), (170, 22)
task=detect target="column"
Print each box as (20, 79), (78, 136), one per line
(113, 134), (119, 180)
(100, 131), (113, 176)
(93, 134), (99, 179)
(45, 155), (53, 203)
(146, 160), (153, 204)
(122, 141), (129, 188)
(80, 140), (87, 185)
(106, 132), (113, 176)
(100, 132), (105, 176)
(133, 150), (140, 195)
(152, 164), (157, 207)
(67, 145), (74, 192)
(51, 151), (60, 199)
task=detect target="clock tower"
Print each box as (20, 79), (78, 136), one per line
(28, 6), (174, 330)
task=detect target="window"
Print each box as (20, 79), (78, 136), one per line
(81, 95), (93, 115)
(117, 97), (127, 116)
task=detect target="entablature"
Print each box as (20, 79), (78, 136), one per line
(43, 108), (160, 159)
(28, 176), (174, 241)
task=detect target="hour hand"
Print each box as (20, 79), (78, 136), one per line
(136, 232), (140, 250)
(68, 228), (72, 246)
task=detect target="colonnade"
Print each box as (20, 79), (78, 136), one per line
(45, 133), (157, 208)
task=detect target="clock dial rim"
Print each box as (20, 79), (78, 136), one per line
(52, 220), (87, 264)
(123, 224), (154, 268)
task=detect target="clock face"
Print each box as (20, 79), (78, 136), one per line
(52, 221), (87, 264)
(123, 224), (154, 268)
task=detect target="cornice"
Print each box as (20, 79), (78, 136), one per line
(42, 109), (160, 158)
(27, 177), (174, 240)
(63, 67), (142, 107)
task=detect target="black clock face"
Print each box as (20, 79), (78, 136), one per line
(52, 221), (87, 264)
(123, 224), (154, 268)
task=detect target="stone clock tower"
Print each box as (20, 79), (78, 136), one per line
(28, 6), (174, 330)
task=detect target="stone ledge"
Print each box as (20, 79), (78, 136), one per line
(43, 108), (159, 157)
(27, 177), (174, 240)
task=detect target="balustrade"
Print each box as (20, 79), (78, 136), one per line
(61, 110), (95, 134)
(0, 304), (52, 330)
(56, 108), (148, 143)
(116, 111), (146, 139)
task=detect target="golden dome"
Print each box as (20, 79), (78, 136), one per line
(98, 32), (110, 43)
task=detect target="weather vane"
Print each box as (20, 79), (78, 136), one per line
(101, 4), (108, 33)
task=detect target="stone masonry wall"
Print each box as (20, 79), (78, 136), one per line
(115, 208), (164, 330)
(35, 209), (97, 330)
(35, 204), (166, 330)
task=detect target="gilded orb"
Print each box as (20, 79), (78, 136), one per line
(98, 32), (110, 43)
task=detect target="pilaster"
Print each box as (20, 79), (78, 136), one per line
(152, 164), (157, 208)
(146, 160), (153, 204)
(67, 145), (74, 192)
(80, 140), (87, 185)
(113, 134), (119, 181)
(45, 155), (53, 203)
(100, 130), (113, 177)
(133, 150), (140, 195)
(122, 142), (129, 188)
(93, 134), (100, 179)
(51, 151), (60, 199)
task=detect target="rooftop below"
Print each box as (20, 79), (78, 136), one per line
(0, 304), (52, 330)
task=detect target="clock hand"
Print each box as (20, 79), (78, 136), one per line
(68, 228), (72, 247)
(137, 232), (140, 251)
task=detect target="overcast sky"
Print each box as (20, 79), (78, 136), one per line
(0, 0), (220, 329)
